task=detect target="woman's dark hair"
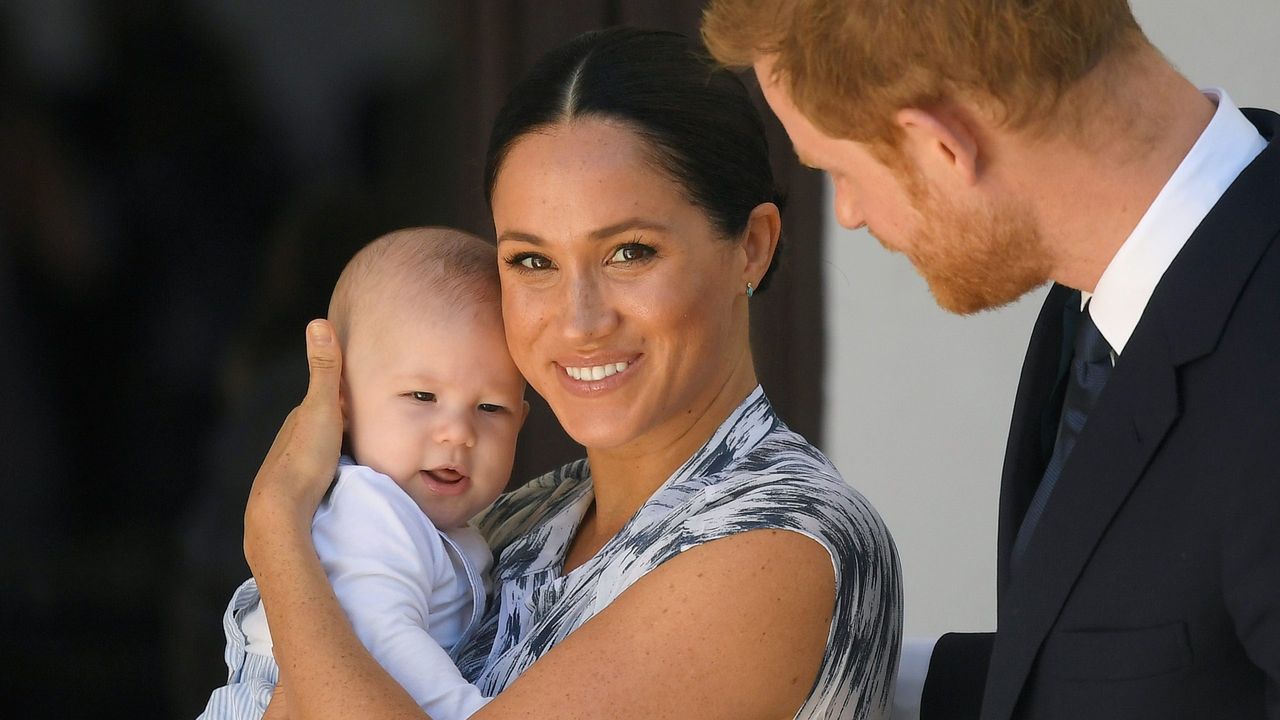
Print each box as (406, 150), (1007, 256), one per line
(484, 27), (786, 292)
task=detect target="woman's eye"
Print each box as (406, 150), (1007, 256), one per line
(410, 391), (436, 402)
(608, 243), (655, 264)
(478, 403), (505, 414)
(512, 253), (553, 270)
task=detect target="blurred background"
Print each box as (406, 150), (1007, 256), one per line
(0, 1), (822, 716)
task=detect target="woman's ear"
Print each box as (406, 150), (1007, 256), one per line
(895, 106), (980, 186)
(741, 201), (782, 291)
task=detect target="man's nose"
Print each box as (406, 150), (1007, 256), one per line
(833, 183), (867, 231)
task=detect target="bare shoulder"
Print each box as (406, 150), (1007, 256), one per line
(482, 528), (834, 720)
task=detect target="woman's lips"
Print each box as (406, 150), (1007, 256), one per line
(555, 355), (641, 395)
(420, 468), (470, 496)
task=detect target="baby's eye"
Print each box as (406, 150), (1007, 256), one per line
(410, 391), (436, 402)
(477, 403), (505, 414)
(608, 243), (655, 264)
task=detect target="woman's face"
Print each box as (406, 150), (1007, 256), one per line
(492, 119), (750, 452)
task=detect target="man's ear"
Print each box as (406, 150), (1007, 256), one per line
(895, 107), (980, 186)
(741, 201), (782, 291)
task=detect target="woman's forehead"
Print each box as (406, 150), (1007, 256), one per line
(492, 119), (702, 237)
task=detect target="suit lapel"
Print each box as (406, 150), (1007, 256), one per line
(982, 108), (1280, 720)
(995, 284), (1074, 592)
(983, 329), (1181, 720)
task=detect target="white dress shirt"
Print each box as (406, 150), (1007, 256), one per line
(891, 89), (1267, 720)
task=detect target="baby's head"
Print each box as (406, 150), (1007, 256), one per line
(328, 227), (527, 528)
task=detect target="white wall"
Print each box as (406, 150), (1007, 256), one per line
(820, 0), (1280, 637)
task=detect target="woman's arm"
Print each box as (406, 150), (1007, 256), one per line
(247, 321), (839, 720)
(482, 527), (836, 720)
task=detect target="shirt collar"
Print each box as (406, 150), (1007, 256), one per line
(1086, 88), (1266, 354)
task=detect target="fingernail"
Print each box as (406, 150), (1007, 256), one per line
(307, 320), (331, 345)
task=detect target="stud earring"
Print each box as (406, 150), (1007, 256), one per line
(746, 281), (755, 298)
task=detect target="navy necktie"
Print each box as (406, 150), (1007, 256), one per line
(1011, 300), (1114, 569)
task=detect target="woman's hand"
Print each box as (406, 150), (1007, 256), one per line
(244, 319), (345, 572)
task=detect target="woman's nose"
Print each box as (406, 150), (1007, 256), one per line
(433, 408), (477, 448)
(560, 271), (619, 342)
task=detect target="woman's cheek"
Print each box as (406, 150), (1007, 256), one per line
(502, 289), (546, 371)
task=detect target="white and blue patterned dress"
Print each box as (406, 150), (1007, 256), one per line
(455, 387), (902, 719)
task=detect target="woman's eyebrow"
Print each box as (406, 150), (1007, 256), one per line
(498, 218), (671, 246)
(588, 218), (670, 240)
(497, 230), (542, 245)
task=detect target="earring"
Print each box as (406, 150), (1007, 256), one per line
(746, 281), (755, 298)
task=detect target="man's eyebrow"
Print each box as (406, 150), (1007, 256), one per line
(497, 218), (671, 245)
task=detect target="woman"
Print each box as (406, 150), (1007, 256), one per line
(245, 28), (900, 719)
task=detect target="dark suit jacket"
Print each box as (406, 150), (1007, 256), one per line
(922, 109), (1280, 720)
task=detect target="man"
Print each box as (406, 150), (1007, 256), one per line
(703, 2), (1280, 719)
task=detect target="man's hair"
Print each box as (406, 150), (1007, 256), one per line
(703, 0), (1148, 148)
(328, 227), (498, 346)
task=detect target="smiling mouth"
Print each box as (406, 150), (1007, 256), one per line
(562, 360), (630, 381)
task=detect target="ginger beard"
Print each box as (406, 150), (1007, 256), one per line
(889, 164), (1051, 315)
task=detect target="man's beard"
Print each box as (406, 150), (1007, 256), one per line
(896, 184), (1052, 315)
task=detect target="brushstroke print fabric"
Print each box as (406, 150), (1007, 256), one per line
(455, 386), (902, 719)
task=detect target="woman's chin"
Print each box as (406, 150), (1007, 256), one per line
(554, 413), (640, 452)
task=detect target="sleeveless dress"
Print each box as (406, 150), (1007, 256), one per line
(454, 387), (902, 719)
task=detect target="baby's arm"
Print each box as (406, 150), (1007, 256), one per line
(312, 467), (489, 720)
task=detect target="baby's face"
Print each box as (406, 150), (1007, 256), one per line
(342, 301), (527, 528)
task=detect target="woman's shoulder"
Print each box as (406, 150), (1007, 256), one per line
(474, 458), (591, 553)
(684, 423), (902, 718)
(679, 422), (894, 558)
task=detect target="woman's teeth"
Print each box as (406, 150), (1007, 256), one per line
(564, 361), (629, 381)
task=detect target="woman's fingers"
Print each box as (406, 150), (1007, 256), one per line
(303, 319), (341, 414)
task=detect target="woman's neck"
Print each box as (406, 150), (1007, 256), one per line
(580, 357), (759, 544)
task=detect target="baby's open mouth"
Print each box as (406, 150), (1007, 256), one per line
(425, 468), (465, 484)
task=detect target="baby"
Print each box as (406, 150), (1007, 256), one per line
(200, 228), (527, 719)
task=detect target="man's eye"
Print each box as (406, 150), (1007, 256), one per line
(608, 243), (655, 264)
(411, 391), (436, 402)
(478, 403), (505, 413)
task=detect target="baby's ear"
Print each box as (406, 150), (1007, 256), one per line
(519, 400), (531, 429)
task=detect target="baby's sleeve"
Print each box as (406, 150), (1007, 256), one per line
(312, 468), (490, 719)
(196, 579), (278, 720)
